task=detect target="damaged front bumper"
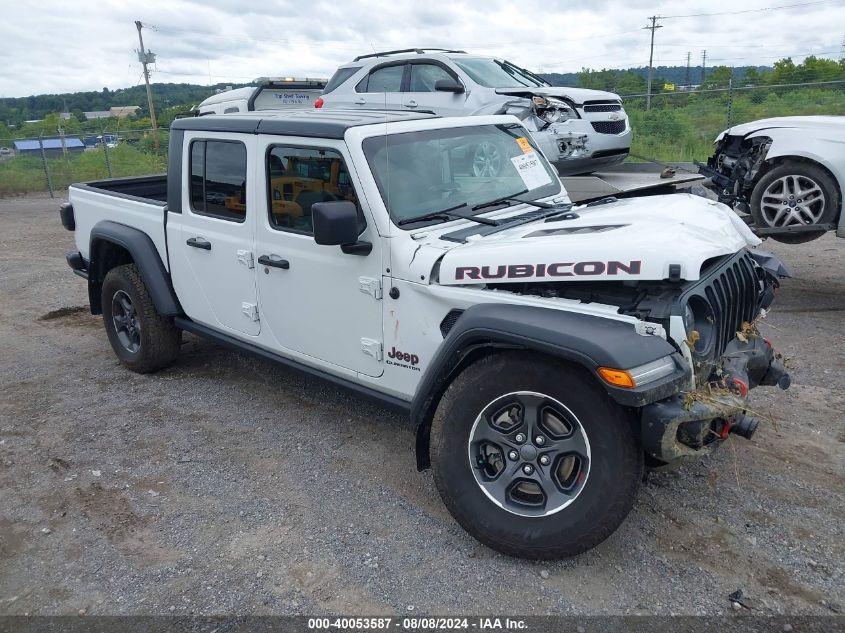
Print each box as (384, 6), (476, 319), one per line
(641, 334), (790, 463)
(530, 119), (632, 176)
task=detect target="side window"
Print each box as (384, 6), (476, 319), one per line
(189, 140), (248, 222)
(266, 146), (363, 235)
(409, 64), (454, 92)
(356, 64), (404, 93)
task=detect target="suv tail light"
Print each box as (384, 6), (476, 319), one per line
(314, 97), (324, 109)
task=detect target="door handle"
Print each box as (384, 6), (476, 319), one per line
(258, 255), (290, 270)
(354, 98), (366, 106)
(405, 100), (418, 108)
(186, 237), (211, 250)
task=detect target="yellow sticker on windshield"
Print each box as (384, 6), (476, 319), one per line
(515, 137), (533, 154)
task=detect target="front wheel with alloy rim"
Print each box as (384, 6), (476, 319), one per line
(430, 353), (642, 559)
(101, 263), (181, 373)
(749, 161), (840, 244)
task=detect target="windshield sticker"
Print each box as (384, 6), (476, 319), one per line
(510, 151), (552, 190)
(515, 137), (533, 154)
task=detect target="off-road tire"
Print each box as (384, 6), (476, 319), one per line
(430, 352), (642, 559)
(101, 264), (181, 373)
(750, 161), (840, 244)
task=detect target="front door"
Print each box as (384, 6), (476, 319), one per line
(168, 135), (260, 337)
(402, 63), (467, 116)
(254, 139), (384, 377)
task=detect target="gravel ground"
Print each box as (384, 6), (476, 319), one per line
(0, 192), (843, 617)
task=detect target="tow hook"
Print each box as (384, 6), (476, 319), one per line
(728, 414), (759, 440)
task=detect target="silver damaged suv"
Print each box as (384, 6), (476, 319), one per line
(317, 48), (632, 175)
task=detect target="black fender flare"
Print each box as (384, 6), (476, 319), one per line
(411, 303), (687, 471)
(89, 221), (182, 316)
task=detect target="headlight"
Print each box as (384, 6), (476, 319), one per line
(685, 296), (716, 356)
(533, 96), (575, 124)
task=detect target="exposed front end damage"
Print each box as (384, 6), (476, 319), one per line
(486, 89), (632, 175)
(698, 133), (772, 212)
(641, 334), (790, 462)
(455, 241), (791, 464)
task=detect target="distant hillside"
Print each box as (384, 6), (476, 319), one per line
(0, 82), (248, 128)
(542, 65), (772, 90)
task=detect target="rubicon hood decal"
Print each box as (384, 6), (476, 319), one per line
(435, 194), (760, 285)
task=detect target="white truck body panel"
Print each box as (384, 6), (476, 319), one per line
(69, 186), (169, 270)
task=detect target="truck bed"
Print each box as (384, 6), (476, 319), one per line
(69, 175), (169, 268)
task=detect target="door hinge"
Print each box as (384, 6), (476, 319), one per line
(242, 302), (259, 321)
(237, 250), (255, 269)
(360, 338), (383, 361)
(359, 276), (382, 300)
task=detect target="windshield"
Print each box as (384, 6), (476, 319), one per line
(362, 124), (561, 227)
(453, 58), (548, 88)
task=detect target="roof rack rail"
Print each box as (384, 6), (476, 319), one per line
(353, 48), (467, 62)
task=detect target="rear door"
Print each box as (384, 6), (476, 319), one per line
(168, 133), (260, 337)
(351, 62), (406, 111)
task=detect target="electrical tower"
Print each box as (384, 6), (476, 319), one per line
(135, 21), (160, 152)
(643, 16), (663, 110)
(701, 50), (707, 85)
(685, 51), (691, 89)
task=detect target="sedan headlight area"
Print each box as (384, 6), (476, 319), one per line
(598, 356), (677, 389)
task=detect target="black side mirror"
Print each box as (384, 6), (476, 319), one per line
(311, 201), (372, 255)
(434, 79), (465, 94)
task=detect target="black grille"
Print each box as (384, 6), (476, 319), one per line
(440, 309), (464, 338)
(688, 252), (762, 360)
(591, 120), (626, 134)
(583, 103), (622, 112)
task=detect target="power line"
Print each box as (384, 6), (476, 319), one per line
(135, 21), (160, 152)
(662, 0), (838, 19)
(643, 16), (663, 110)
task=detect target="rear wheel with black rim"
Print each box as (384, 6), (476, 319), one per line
(101, 264), (181, 373)
(430, 352), (642, 559)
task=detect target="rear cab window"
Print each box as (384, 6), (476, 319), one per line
(189, 140), (248, 222)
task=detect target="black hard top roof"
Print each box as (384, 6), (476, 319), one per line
(172, 109), (438, 139)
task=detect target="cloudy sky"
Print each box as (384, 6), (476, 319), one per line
(2, 0), (844, 97)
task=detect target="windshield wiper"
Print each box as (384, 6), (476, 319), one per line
(396, 203), (501, 227)
(472, 190), (558, 212)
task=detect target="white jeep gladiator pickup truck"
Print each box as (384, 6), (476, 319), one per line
(61, 109), (790, 559)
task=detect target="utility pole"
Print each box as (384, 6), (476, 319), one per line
(135, 21), (160, 152)
(643, 16), (663, 110)
(701, 50), (707, 85)
(684, 51), (691, 90)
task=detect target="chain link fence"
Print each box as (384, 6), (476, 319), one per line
(0, 126), (169, 197)
(1, 79), (843, 197)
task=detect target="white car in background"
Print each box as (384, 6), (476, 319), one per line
(195, 77), (327, 115)
(317, 48), (632, 176)
(700, 116), (844, 243)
